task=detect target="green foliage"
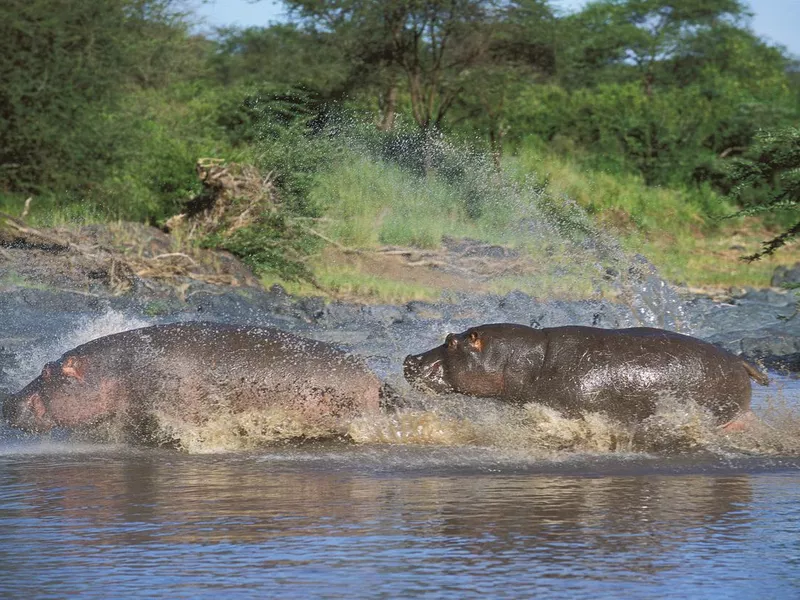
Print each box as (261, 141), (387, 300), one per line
(488, 0), (797, 192)
(198, 94), (340, 280)
(202, 215), (320, 282)
(211, 25), (349, 92)
(725, 126), (800, 259)
(84, 83), (244, 222)
(0, 0), (192, 193)
(286, 0), (513, 130)
(3, 0), (798, 291)
(557, 0), (751, 89)
(250, 93), (338, 216)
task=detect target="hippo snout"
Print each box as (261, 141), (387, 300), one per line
(403, 354), (422, 379)
(403, 353), (434, 382)
(403, 352), (451, 393)
(1, 392), (16, 423)
(2, 392), (53, 433)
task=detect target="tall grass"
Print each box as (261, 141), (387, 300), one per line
(307, 133), (791, 292)
(506, 146), (791, 288)
(311, 155), (481, 249)
(507, 146), (732, 236)
(311, 142), (605, 254)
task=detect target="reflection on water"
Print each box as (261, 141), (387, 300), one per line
(1, 362), (798, 597)
(1, 449), (799, 598)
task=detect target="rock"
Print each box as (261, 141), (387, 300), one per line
(733, 287), (796, 307)
(771, 263), (800, 288)
(760, 353), (800, 374)
(740, 331), (800, 358)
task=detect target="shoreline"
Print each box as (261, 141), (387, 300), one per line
(2, 220), (799, 397)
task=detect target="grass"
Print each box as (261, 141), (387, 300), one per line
(310, 142), (594, 248)
(4, 134), (797, 301)
(640, 224), (797, 288)
(0, 192), (107, 227)
(261, 259), (443, 303)
(0, 271), (51, 291)
(504, 148), (798, 289)
(507, 147), (728, 236)
(310, 154), (486, 249)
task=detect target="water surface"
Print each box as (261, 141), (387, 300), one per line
(2, 434), (800, 599)
(1, 351), (799, 599)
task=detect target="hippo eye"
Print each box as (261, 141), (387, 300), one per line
(467, 330), (483, 352)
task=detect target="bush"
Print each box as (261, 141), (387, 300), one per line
(725, 126), (800, 259)
(202, 215), (319, 282)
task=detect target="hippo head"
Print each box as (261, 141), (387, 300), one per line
(3, 355), (121, 433)
(403, 325), (512, 397)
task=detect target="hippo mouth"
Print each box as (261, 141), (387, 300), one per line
(403, 355), (452, 394)
(2, 392), (56, 433)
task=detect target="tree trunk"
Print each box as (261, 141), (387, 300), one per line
(489, 124), (503, 170)
(377, 77), (398, 131)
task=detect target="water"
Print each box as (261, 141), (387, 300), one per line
(1, 377), (799, 598)
(2, 129), (799, 597)
(2, 295), (799, 598)
(2, 443), (800, 598)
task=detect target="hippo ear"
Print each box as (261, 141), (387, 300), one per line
(41, 363), (56, 380)
(468, 330), (483, 352)
(61, 356), (87, 382)
(446, 333), (458, 349)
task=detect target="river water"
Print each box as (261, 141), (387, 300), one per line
(1, 376), (799, 599)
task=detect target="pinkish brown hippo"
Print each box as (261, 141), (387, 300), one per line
(404, 323), (769, 430)
(3, 322), (386, 444)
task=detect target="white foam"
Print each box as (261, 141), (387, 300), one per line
(7, 310), (152, 389)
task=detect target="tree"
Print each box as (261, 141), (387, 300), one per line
(545, 0), (797, 188)
(0, 0), (191, 193)
(210, 24), (349, 93)
(454, 0), (556, 164)
(726, 127), (800, 260)
(283, 0), (506, 132)
(558, 0), (751, 94)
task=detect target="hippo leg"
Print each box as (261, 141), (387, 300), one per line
(719, 410), (757, 433)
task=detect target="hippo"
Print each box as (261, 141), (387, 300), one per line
(403, 323), (769, 429)
(3, 322), (386, 443)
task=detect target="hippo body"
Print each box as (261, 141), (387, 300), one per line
(3, 322), (383, 440)
(403, 323), (768, 426)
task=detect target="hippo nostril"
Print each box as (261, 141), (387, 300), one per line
(2, 392), (48, 431)
(1, 394), (16, 423)
(403, 355), (423, 376)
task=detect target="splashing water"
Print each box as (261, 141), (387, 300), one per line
(63, 378), (790, 456)
(326, 118), (688, 328)
(1, 120), (798, 457)
(5, 310), (152, 391)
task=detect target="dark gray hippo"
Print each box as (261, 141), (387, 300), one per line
(404, 323), (769, 429)
(3, 322), (386, 442)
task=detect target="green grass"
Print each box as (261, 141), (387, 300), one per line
(261, 261), (443, 303)
(310, 155), (484, 249)
(0, 192), (107, 227)
(506, 146), (731, 236)
(306, 142), (797, 294)
(311, 149), (609, 250)
(0, 271), (51, 291)
(503, 147), (797, 289)
(4, 130), (796, 299)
